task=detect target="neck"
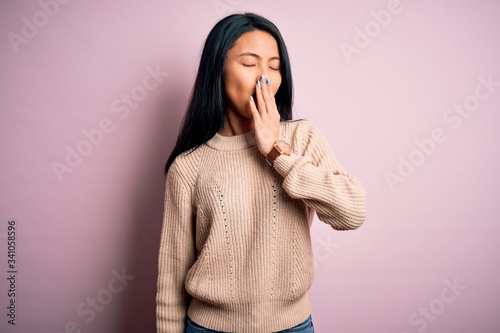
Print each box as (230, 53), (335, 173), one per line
(218, 108), (252, 136)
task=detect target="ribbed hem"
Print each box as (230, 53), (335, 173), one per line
(206, 131), (257, 151)
(187, 294), (313, 333)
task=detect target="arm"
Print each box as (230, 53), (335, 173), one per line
(246, 77), (365, 230)
(156, 162), (196, 333)
(273, 121), (366, 230)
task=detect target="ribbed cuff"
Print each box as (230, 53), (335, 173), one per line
(272, 153), (301, 178)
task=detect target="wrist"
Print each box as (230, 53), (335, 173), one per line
(265, 140), (292, 166)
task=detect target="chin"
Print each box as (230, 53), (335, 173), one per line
(227, 100), (253, 119)
(237, 106), (253, 119)
(240, 110), (253, 119)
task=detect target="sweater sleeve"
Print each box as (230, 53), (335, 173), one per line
(273, 121), (366, 230)
(156, 161), (196, 333)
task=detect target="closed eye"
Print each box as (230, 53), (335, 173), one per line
(243, 64), (255, 67)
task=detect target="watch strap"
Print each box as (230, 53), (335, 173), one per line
(266, 147), (281, 165)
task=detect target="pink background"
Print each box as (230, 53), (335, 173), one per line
(1, 1), (499, 332)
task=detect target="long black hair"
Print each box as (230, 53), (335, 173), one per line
(165, 13), (294, 174)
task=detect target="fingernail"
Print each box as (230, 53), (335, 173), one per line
(257, 80), (261, 90)
(261, 74), (267, 84)
(250, 95), (254, 103)
(267, 76), (272, 86)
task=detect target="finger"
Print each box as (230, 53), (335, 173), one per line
(267, 76), (277, 104)
(249, 95), (261, 122)
(262, 75), (280, 120)
(255, 79), (266, 116)
(260, 75), (272, 113)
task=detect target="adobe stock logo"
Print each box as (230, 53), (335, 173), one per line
(339, 0), (415, 63)
(7, 0), (73, 54)
(313, 234), (341, 271)
(48, 267), (135, 333)
(51, 64), (169, 182)
(385, 74), (499, 191)
(400, 277), (466, 333)
(212, 0), (243, 18)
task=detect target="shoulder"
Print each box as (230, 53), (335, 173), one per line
(280, 119), (325, 150)
(280, 119), (321, 136)
(168, 145), (207, 187)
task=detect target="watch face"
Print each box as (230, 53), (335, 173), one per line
(276, 140), (292, 153)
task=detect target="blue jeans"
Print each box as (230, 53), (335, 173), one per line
(186, 315), (314, 333)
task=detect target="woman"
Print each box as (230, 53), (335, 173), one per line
(156, 13), (366, 333)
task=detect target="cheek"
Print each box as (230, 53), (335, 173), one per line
(225, 73), (255, 104)
(270, 75), (282, 96)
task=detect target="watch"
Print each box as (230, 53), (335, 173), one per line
(266, 140), (292, 166)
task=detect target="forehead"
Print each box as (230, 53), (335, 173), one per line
(228, 30), (279, 57)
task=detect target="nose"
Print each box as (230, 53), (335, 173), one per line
(257, 72), (269, 84)
(257, 62), (270, 81)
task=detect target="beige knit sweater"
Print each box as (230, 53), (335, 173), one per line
(156, 119), (366, 333)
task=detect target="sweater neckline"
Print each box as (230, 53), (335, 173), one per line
(206, 130), (257, 151)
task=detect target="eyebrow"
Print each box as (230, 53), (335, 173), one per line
(238, 52), (280, 61)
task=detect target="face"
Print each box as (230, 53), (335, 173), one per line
(223, 30), (282, 119)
